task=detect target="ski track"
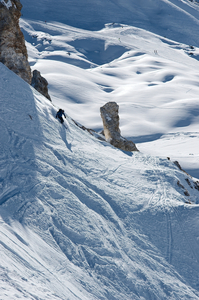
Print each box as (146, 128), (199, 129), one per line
(142, 156), (199, 292)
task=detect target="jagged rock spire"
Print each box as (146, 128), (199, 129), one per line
(100, 101), (138, 152)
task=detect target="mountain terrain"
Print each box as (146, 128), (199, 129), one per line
(1, 0), (199, 299)
(20, 0), (199, 178)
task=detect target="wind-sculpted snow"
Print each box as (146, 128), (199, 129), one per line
(1, 63), (199, 299)
(19, 10), (199, 178)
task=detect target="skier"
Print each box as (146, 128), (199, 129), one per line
(56, 109), (66, 124)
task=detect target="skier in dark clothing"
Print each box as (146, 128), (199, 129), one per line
(56, 109), (66, 124)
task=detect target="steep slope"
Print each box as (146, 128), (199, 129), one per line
(1, 63), (199, 299)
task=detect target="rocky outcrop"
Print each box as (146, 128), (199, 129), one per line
(0, 0), (31, 83)
(100, 102), (138, 152)
(31, 70), (51, 100)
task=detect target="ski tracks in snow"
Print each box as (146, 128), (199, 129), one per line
(151, 157), (174, 264)
(140, 155), (199, 292)
(0, 124), (36, 207)
(138, 155), (174, 264)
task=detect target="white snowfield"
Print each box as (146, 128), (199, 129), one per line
(20, 0), (199, 178)
(1, 0), (199, 299)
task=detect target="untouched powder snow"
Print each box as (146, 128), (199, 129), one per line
(1, 63), (199, 299)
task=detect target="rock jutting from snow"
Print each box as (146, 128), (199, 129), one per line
(0, 0), (32, 84)
(100, 101), (138, 152)
(31, 70), (51, 101)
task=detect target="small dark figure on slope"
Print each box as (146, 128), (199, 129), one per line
(56, 109), (66, 124)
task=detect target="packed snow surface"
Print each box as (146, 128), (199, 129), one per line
(1, 0), (199, 299)
(1, 62), (199, 299)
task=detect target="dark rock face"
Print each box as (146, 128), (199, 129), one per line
(31, 70), (51, 101)
(0, 0), (31, 83)
(100, 102), (138, 152)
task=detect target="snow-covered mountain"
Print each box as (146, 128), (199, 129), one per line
(1, 0), (199, 299)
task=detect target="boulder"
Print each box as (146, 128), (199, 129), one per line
(0, 0), (31, 83)
(100, 102), (138, 152)
(31, 70), (51, 100)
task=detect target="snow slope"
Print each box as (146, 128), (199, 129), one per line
(1, 0), (199, 298)
(1, 62), (199, 299)
(20, 0), (199, 45)
(19, 0), (199, 178)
